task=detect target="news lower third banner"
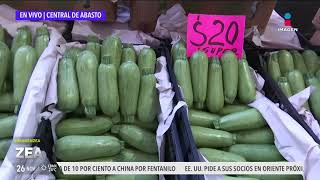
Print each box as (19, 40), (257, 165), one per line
(57, 162), (303, 175)
(15, 11), (106, 21)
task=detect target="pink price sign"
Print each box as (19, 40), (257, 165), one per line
(187, 13), (245, 59)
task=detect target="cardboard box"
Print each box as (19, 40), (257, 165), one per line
(129, 0), (276, 33)
(3, 0), (117, 23)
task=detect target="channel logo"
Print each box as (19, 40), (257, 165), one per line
(278, 12), (298, 32)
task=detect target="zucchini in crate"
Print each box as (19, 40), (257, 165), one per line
(304, 73), (320, 120)
(190, 51), (208, 109)
(287, 70), (309, 109)
(316, 70), (320, 81)
(227, 144), (285, 161)
(191, 126), (235, 148)
(55, 135), (123, 161)
(64, 47), (82, 64)
(138, 48), (156, 75)
(111, 125), (157, 154)
(87, 35), (99, 43)
(0, 25), (4, 42)
(76, 50), (98, 118)
(221, 51), (238, 104)
(199, 148), (246, 162)
(267, 53), (281, 81)
(13, 45), (37, 113)
(56, 116), (113, 137)
(122, 47), (136, 63)
(206, 58), (224, 113)
(174, 58), (193, 107)
(218, 105), (250, 116)
(101, 35), (122, 69)
(0, 115), (17, 138)
(214, 108), (266, 131)
(86, 36), (101, 64)
(119, 61), (140, 123)
(0, 42), (10, 91)
(57, 57), (79, 112)
(0, 93), (14, 112)
(278, 50), (294, 75)
(98, 55), (119, 117)
(238, 58), (256, 104)
(137, 74), (159, 122)
(171, 41), (186, 63)
(235, 127), (274, 144)
(188, 109), (219, 128)
(291, 50), (308, 75)
(277, 77), (292, 97)
(35, 26), (49, 59)
(303, 50), (319, 74)
(0, 139), (12, 160)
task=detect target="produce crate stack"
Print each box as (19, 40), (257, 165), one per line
(53, 35), (186, 180)
(0, 25), (50, 163)
(246, 48), (320, 144)
(168, 41), (304, 180)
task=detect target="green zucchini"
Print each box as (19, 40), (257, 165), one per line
(137, 74), (159, 122)
(277, 50), (294, 75)
(138, 48), (156, 75)
(243, 175), (303, 180)
(87, 35), (99, 43)
(57, 57), (79, 112)
(304, 73), (320, 120)
(98, 55), (119, 117)
(235, 127), (274, 144)
(0, 93), (14, 112)
(101, 35), (122, 69)
(206, 58), (224, 112)
(303, 50), (319, 74)
(277, 76), (292, 97)
(0, 115), (17, 138)
(267, 53), (281, 81)
(13, 45), (37, 113)
(111, 125), (157, 154)
(10, 26), (32, 81)
(191, 126), (235, 148)
(122, 47), (136, 63)
(55, 135), (123, 161)
(88, 148), (158, 162)
(287, 70), (306, 94)
(106, 175), (158, 180)
(199, 148), (246, 162)
(316, 70), (320, 81)
(227, 144), (284, 161)
(224, 176), (259, 180)
(86, 41), (101, 64)
(0, 113), (8, 118)
(36, 26), (49, 36)
(35, 33), (49, 59)
(188, 109), (219, 128)
(64, 47), (82, 65)
(76, 50), (98, 118)
(221, 51), (239, 104)
(131, 117), (158, 131)
(214, 108), (266, 131)
(174, 58), (193, 107)
(119, 61), (140, 123)
(218, 105), (250, 116)
(190, 51), (208, 109)
(0, 42), (10, 91)
(238, 58), (256, 104)
(56, 116), (113, 137)
(171, 41), (186, 63)
(0, 139), (11, 160)
(291, 50), (307, 74)
(287, 70), (309, 109)
(0, 25), (5, 42)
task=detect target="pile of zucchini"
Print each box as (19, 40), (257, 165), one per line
(0, 25), (49, 161)
(55, 35), (159, 180)
(267, 50), (320, 120)
(172, 41), (302, 180)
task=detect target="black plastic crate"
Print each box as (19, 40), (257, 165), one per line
(245, 49), (320, 144)
(160, 44), (205, 180)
